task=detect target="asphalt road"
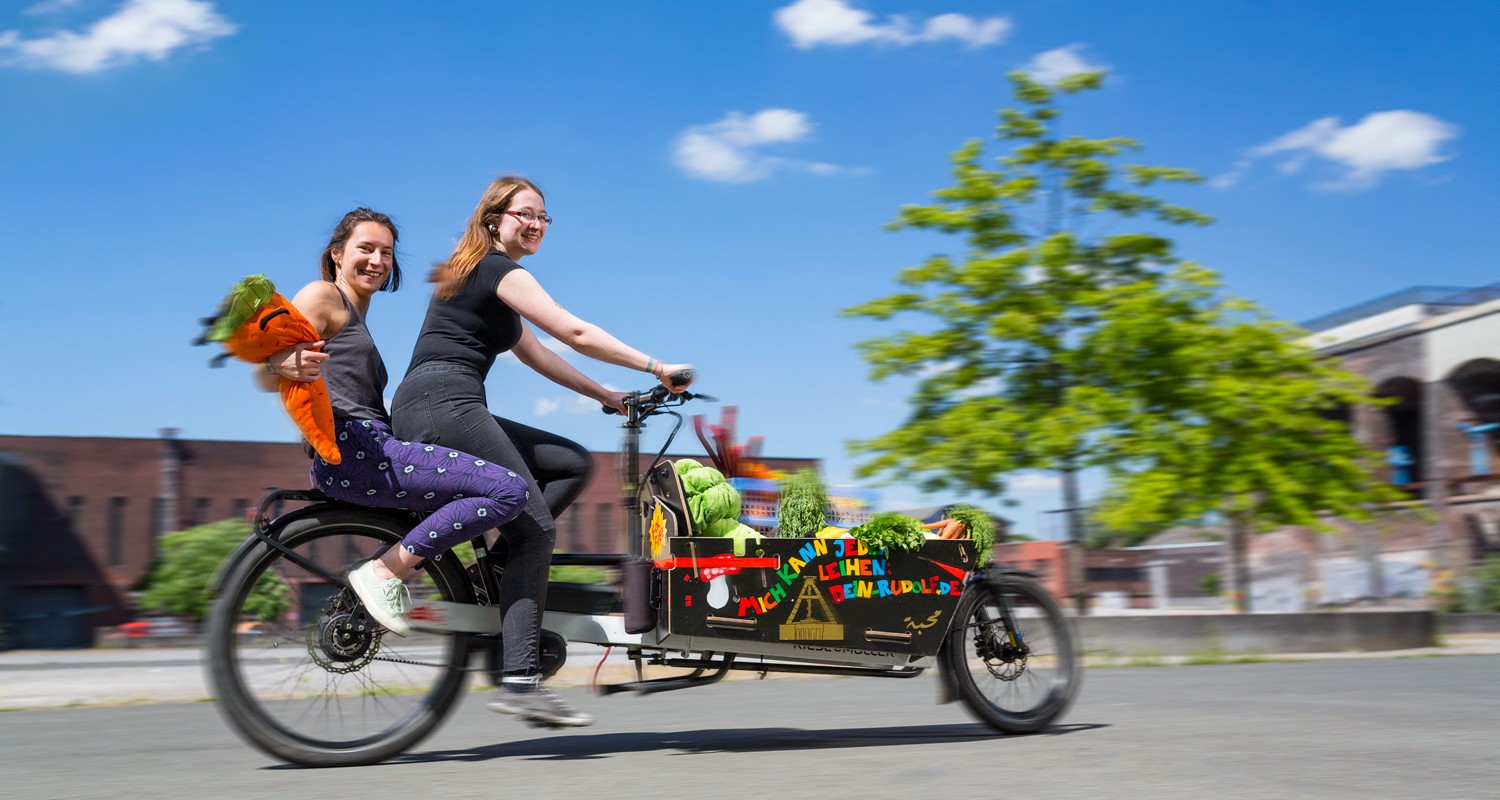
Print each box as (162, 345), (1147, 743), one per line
(3, 656), (1495, 800)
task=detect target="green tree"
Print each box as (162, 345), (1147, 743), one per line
(843, 71), (1398, 612)
(1086, 274), (1404, 611)
(139, 519), (289, 623)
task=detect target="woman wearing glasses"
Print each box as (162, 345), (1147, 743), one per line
(390, 176), (692, 727)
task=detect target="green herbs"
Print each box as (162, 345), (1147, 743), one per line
(947, 505), (996, 564)
(777, 469), (828, 538)
(848, 513), (925, 553)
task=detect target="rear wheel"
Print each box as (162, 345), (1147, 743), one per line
(206, 505), (474, 767)
(941, 572), (1080, 733)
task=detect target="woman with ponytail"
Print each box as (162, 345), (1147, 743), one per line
(391, 176), (692, 727)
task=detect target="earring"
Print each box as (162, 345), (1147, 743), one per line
(487, 224), (497, 233)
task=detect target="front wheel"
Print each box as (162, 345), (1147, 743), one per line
(940, 572), (1081, 734)
(205, 505), (475, 767)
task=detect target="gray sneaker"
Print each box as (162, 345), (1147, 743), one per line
(486, 687), (595, 727)
(347, 561), (411, 637)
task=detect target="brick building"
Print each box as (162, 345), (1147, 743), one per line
(0, 431), (816, 649)
(990, 540), (1176, 609)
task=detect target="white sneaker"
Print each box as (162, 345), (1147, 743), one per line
(486, 687), (595, 727)
(348, 561), (411, 637)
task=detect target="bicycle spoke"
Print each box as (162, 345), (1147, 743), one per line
(944, 575), (1080, 733)
(208, 509), (471, 765)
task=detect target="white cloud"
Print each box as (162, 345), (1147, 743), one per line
(675, 108), (860, 182)
(1220, 111), (1459, 190)
(0, 0), (236, 74)
(774, 0), (1009, 49)
(25, 0), (86, 15)
(1022, 44), (1106, 85)
(1209, 164), (1246, 190)
(920, 13), (1009, 47)
(535, 392), (615, 417)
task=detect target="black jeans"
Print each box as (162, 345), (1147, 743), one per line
(391, 363), (592, 675)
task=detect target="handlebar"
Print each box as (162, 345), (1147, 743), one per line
(602, 369), (710, 417)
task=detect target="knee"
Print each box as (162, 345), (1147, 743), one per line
(486, 469), (531, 513)
(565, 442), (593, 480)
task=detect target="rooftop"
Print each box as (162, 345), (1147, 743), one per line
(1298, 285), (1490, 333)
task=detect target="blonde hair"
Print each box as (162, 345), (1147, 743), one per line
(434, 176), (544, 299)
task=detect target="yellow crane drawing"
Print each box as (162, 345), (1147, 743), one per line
(779, 577), (844, 640)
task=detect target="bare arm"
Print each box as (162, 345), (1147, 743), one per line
(496, 269), (691, 389)
(252, 281), (343, 390)
(511, 326), (620, 405)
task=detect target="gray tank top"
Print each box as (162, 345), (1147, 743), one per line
(322, 286), (389, 422)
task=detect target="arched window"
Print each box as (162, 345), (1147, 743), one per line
(1374, 377), (1424, 486)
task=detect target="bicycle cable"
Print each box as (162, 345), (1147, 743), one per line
(636, 407), (686, 505)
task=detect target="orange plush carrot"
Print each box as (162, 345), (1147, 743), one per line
(197, 275), (341, 464)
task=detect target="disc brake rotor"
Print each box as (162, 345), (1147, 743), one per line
(975, 624), (1028, 681)
(306, 595), (383, 675)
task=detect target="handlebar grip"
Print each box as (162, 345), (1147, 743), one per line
(601, 369), (697, 413)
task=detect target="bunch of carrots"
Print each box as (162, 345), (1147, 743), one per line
(921, 518), (969, 540)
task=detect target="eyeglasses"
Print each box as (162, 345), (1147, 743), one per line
(505, 209), (554, 226)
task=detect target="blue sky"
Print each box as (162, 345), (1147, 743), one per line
(2, 0), (1495, 538)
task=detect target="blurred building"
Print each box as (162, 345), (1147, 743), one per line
(988, 540), (1199, 609)
(990, 285), (1500, 613)
(0, 430), (816, 649)
(1240, 285), (1500, 610)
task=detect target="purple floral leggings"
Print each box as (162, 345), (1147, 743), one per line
(310, 418), (528, 558)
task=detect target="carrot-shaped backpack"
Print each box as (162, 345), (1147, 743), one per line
(196, 275), (341, 464)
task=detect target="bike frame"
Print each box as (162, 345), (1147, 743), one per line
(205, 378), (1079, 769)
(212, 383), (994, 690)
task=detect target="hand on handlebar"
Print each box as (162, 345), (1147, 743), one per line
(600, 368), (701, 415)
(656, 363), (694, 393)
(600, 391), (629, 416)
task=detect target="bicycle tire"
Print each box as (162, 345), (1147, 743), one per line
(206, 505), (474, 767)
(940, 572), (1081, 734)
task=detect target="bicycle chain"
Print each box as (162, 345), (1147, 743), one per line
(297, 568), (507, 675)
(367, 652), (494, 673)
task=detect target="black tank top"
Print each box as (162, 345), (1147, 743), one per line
(404, 251), (525, 380)
(322, 286), (389, 421)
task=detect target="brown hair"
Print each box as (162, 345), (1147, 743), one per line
(319, 207), (403, 292)
(434, 176), (543, 299)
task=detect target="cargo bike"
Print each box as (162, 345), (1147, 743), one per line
(205, 375), (1081, 767)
